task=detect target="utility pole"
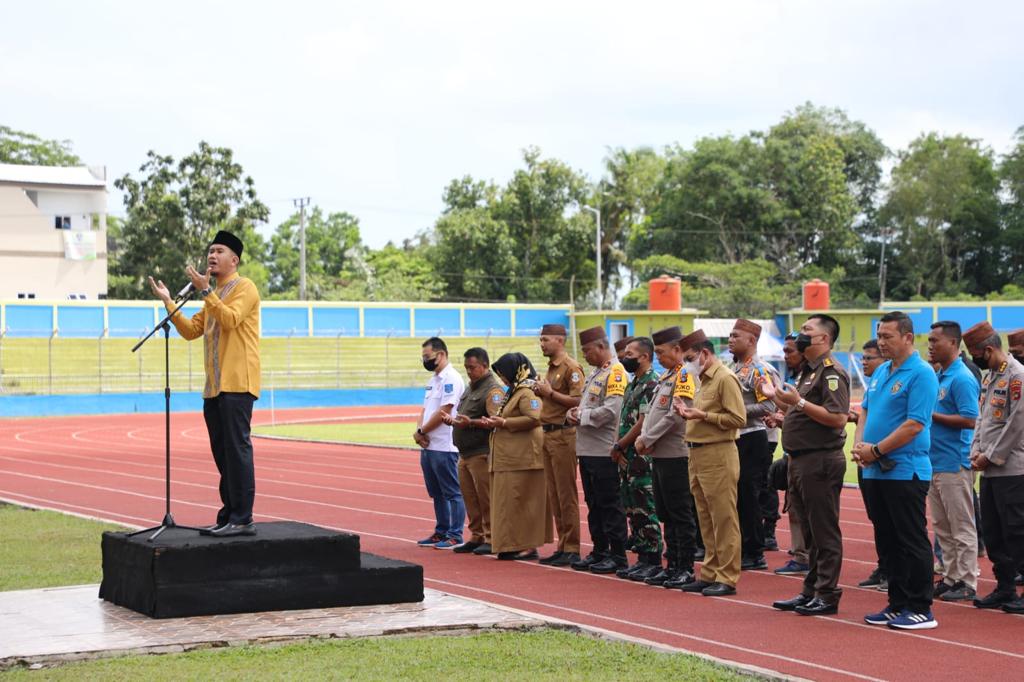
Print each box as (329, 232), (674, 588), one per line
(582, 205), (602, 309)
(293, 197), (310, 300)
(878, 225), (889, 306)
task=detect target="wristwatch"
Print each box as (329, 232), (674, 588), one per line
(416, 428), (425, 436)
(795, 398), (807, 411)
(199, 286), (212, 298)
(613, 442), (624, 453)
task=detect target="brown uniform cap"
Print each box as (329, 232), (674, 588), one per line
(579, 326), (607, 346)
(652, 326), (683, 346)
(962, 321), (996, 348)
(680, 329), (707, 350)
(540, 323), (567, 336)
(733, 318), (762, 340)
(1008, 329), (1024, 346)
(614, 336), (634, 352)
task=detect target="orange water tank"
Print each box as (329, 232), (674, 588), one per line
(803, 279), (830, 310)
(648, 275), (682, 311)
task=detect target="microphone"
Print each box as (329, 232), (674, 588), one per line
(174, 282), (195, 302)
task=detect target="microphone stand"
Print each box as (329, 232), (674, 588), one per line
(129, 290), (203, 541)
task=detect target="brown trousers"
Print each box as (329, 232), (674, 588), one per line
(458, 454), (491, 544)
(689, 441), (741, 587)
(543, 428), (581, 553)
(788, 448), (846, 601)
(929, 468), (978, 589)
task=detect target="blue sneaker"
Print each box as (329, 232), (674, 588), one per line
(433, 537), (461, 550)
(864, 606), (900, 626)
(888, 610), (938, 630)
(774, 560), (810, 575)
(417, 533), (444, 547)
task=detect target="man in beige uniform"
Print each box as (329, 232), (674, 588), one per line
(533, 323), (585, 567)
(675, 329), (747, 596)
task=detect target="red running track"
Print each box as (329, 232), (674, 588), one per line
(1, 406), (1021, 681)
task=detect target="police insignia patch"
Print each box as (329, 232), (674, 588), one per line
(994, 409), (1005, 419)
(827, 376), (839, 392)
(998, 379), (1008, 388)
(444, 384), (454, 393)
(1012, 379), (1022, 401)
(530, 399), (540, 409)
(659, 395), (669, 406)
(492, 393), (503, 403)
(891, 381), (903, 394)
(571, 372), (580, 383)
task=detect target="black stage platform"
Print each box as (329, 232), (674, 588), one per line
(99, 522), (423, 618)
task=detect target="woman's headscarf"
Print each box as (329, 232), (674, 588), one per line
(491, 352), (538, 408)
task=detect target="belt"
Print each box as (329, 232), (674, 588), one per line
(787, 446), (842, 457)
(542, 423), (573, 432)
(686, 442), (707, 449)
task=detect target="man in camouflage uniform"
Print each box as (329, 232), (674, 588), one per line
(611, 337), (664, 581)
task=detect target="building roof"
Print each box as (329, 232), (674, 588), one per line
(0, 163), (106, 190)
(695, 318), (782, 338)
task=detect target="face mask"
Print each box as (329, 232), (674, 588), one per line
(795, 333), (813, 353)
(970, 352), (987, 369)
(684, 358), (702, 377)
(621, 357), (640, 374)
(422, 357), (438, 372)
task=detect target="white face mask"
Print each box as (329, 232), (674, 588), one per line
(684, 358), (702, 378)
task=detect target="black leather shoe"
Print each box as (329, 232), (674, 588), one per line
(741, 555), (768, 571)
(550, 552), (579, 567)
(702, 582), (737, 597)
(496, 551), (518, 560)
(199, 523), (227, 535)
(644, 568), (673, 586)
(664, 571), (697, 590)
(772, 594), (813, 611)
(513, 549), (539, 561)
(206, 523), (256, 537)
(472, 543), (493, 555)
(629, 564), (664, 582)
(539, 551), (564, 565)
(453, 541), (482, 554)
(795, 597), (838, 616)
(681, 579), (712, 593)
(616, 562), (641, 579)
(571, 552), (604, 571)
(974, 589), (1016, 609)
(1001, 596), (1024, 614)
(590, 556), (628, 574)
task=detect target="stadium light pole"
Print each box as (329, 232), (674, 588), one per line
(582, 205), (602, 309)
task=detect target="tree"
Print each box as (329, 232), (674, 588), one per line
(999, 126), (1024, 285)
(365, 240), (444, 302)
(430, 208), (518, 301)
(111, 142), (270, 298)
(0, 125), (81, 166)
(267, 207), (366, 299)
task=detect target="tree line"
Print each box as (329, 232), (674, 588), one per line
(3, 104), (1024, 316)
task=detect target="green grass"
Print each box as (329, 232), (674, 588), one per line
(254, 421), (418, 448)
(0, 504), (127, 591)
(0, 629), (753, 681)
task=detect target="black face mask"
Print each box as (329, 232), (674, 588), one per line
(621, 356), (640, 374)
(970, 352), (987, 369)
(422, 357), (438, 372)
(795, 333), (813, 353)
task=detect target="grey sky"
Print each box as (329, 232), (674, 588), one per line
(3, 1), (1021, 249)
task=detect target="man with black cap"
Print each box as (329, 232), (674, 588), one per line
(149, 230), (260, 537)
(963, 321), (1024, 613)
(568, 326), (629, 573)
(727, 318), (780, 571)
(533, 323), (585, 566)
(635, 326), (699, 588)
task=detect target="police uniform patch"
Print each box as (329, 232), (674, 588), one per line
(994, 408), (1005, 419)
(991, 397), (1006, 407)
(605, 366), (628, 397)
(491, 393), (503, 403)
(823, 357), (834, 367)
(827, 376), (839, 392)
(891, 381), (903, 394)
(571, 372), (580, 383)
(530, 399), (540, 409)
(659, 395), (669, 407)
(1012, 379), (1022, 401)
(444, 383), (454, 393)
(998, 379), (1008, 388)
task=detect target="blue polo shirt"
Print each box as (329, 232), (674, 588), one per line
(861, 351), (938, 481)
(930, 358), (979, 473)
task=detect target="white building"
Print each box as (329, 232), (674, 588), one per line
(0, 163), (108, 300)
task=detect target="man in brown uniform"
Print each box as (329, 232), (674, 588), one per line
(675, 329), (747, 596)
(767, 314), (850, 616)
(1009, 328), (1024, 365)
(533, 323), (585, 567)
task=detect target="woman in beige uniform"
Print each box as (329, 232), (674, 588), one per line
(482, 352), (547, 561)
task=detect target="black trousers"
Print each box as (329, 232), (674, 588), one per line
(579, 455), (627, 557)
(652, 457), (697, 570)
(861, 477), (933, 613)
(203, 392), (256, 525)
(759, 440), (781, 524)
(858, 466), (887, 577)
(979, 475), (1024, 592)
(788, 449), (846, 601)
(737, 430), (768, 557)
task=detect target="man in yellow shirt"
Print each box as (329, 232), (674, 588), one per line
(149, 230), (261, 537)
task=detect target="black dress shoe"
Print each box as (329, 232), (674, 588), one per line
(664, 571), (697, 590)
(571, 552), (604, 571)
(616, 562), (640, 579)
(512, 549), (539, 561)
(1001, 596), (1024, 614)
(206, 523), (256, 537)
(795, 597), (839, 616)
(199, 523), (227, 535)
(496, 551), (518, 560)
(453, 541), (482, 554)
(681, 579), (712, 593)
(472, 543), (493, 555)
(644, 568), (673, 586)
(550, 552), (579, 567)
(539, 551), (564, 565)
(741, 555), (768, 571)
(629, 564), (664, 582)
(590, 556), (628, 574)
(974, 589), (1016, 609)
(772, 594), (813, 611)
(702, 582), (737, 597)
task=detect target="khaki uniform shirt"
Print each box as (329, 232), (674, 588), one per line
(730, 355), (781, 434)
(540, 353), (585, 425)
(972, 357), (1024, 478)
(489, 386), (544, 473)
(640, 365), (698, 458)
(781, 351), (850, 454)
(576, 360), (628, 455)
(685, 360), (746, 444)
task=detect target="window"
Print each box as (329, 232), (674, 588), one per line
(17, 293), (36, 299)
(610, 322), (630, 343)
(54, 215), (71, 230)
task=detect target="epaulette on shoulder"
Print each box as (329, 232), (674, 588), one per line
(823, 357), (834, 367)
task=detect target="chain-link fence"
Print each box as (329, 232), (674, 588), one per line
(0, 330), (555, 395)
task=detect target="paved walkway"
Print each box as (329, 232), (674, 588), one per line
(0, 586), (545, 668)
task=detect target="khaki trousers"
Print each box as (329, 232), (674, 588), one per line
(543, 428), (581, 553)
(689, 441), (742, 587)
(929, 467), (979, 589)
(458, 454), (491, 544)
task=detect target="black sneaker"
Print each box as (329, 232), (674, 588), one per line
(590, 556), (628, 574)
(629, 563), (664, 582)
(471, 543), (493, 555)
(644, 567), (674, 586)
(940, 582), (976, 602)
(741, 555), (768, 571)
(664, 570), (697, 590)
(974, 589), (1016, 609)
(616, 562), (641, 579)
(538, 551), (564, 565)
(858, 568), (885, 588)
(550, 552), (579, 567)
(452, 541), (481, 554)
(933, 579), (954, 597)
(571, 552), (604, 571)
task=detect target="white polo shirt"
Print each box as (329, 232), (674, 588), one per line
(422, 362), (465, 452)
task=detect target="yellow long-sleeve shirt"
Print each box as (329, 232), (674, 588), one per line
(166, 272), (261, 399)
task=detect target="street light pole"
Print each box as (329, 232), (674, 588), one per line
(582, 205), (602, 309)
(293, 197), (311, 300)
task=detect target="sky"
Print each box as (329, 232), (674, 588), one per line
(3, 0), (1022, 249)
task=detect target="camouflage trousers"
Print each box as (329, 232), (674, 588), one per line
(619, 447), (663, 555)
